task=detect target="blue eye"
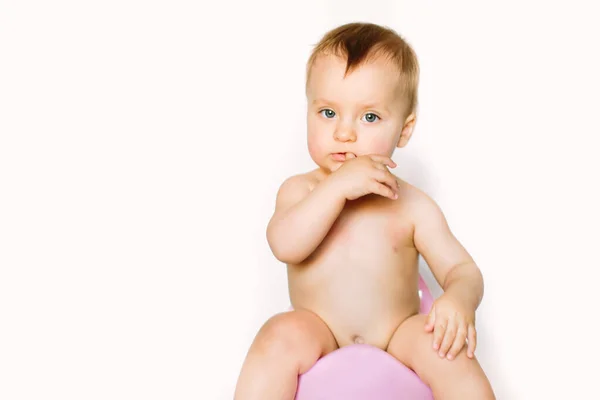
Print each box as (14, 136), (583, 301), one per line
(362, 113), (380, 123)
(320, 109), (336, 118)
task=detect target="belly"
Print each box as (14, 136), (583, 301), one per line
(287, 221), (421, 349)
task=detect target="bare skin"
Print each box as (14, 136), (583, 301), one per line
(287, 174), (421, 351)
(234, 53), (495, 399)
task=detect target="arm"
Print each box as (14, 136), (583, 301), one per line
(266, 174), (346, 265)
(412, 190), (484, 310)
(410, 188), (484, 358)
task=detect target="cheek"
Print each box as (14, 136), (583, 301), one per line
(374, 139), (391, 153)
(366, 135), (395, 156)
(307, 132), (326, 158)
(307, 118), (328, 157)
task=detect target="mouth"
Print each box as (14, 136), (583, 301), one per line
(331, 152), (356, 161)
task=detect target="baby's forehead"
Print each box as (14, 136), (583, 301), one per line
(307, 55), (404, 103)
(311, 52), (401, 76)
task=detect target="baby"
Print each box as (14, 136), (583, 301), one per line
(234, 22), (495, 399)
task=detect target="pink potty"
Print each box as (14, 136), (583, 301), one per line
(294, 276), (435, 400)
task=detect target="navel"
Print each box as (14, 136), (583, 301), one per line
(352, 335), (365, 344)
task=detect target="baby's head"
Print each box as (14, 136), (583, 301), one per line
(305, 22), (419, 173)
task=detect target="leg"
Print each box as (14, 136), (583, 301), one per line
(386, 314), (495, 400)
(234, 309), (338, 400)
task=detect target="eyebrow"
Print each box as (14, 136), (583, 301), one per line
(312, 98), (390, 114)
(311, 98), (336, 106)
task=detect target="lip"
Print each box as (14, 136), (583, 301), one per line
(331, 153), (346, 161)
(331, 152), (356, 161)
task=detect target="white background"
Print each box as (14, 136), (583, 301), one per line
(1, 1), (599, 399)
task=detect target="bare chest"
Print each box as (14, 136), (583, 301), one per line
(287, 195), (420, 323)
(308, 195), (414, 264)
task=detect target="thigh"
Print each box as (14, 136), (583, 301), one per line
(386, 314), (493, 395)
(386, 314), (435, 381)
(252, 308), (339, 373)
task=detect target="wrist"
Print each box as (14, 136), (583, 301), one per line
(319, 174), (348, 204)
(444, 281), (481, 312)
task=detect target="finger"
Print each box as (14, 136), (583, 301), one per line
(373, 164), (399, 190)
(424, 306), (436, 332)
(432, 318), (446, 351)
(369, 181), (397, 200)
(345, 152), (356, 160)
(368, 154), (396, 168)
(447, 326), (467, 360)
(373, 169), (399, 196)
(371, 161), (389, 171)
(438, 318), (456, 358)
(467, 324), (477, 358)
(371, 163), (398, 192)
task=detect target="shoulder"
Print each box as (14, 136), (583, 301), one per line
(274, 170), (319, 209)
(395, 178), (445, 223)
(277, 171), (314, 195)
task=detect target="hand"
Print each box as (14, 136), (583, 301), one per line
(424, 292), (477, 360)
(328, 153), (399, 200)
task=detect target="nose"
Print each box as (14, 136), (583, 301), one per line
(333, 122), (356, 143)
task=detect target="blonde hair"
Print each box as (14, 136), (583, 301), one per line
(306, 22), (420, 117)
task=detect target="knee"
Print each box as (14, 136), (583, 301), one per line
(253, 311), (320, 359)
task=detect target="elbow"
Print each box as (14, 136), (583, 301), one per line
(266, 223), (306, 265)
(267, 238), (307, 265)
(271, 247), (306, 265)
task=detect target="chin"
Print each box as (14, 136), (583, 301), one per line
(311, 161), (334, 174)
(316, 162), (334, 172)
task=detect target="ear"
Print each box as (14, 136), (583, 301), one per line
(396, 113), (417, 148)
